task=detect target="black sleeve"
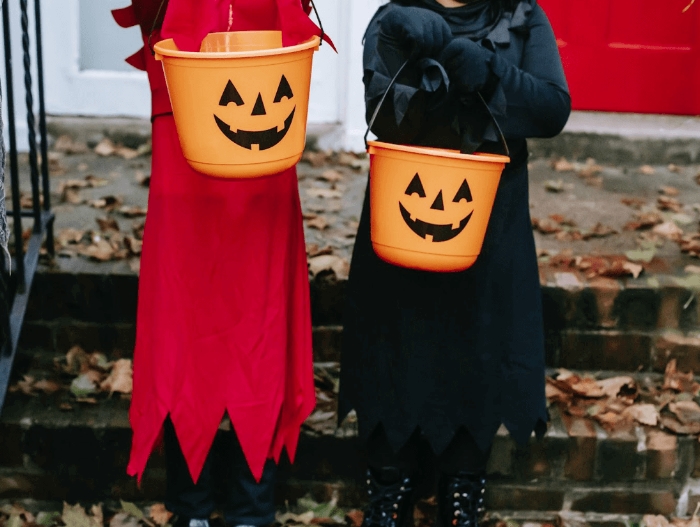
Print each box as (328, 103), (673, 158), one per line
(363, 5), (452, 144)
(493, 5), (571, 139)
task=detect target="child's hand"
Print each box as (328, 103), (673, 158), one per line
(379, 7), (452, 60)
(439, 38), (492, 94)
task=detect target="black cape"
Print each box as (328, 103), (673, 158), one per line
(339, 0), (571, 455)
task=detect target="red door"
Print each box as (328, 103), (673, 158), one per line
(538, 0), (700, 115)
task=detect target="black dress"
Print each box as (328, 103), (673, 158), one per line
(339, 0), (571, 456)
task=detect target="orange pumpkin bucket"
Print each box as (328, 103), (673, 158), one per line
(367, 63), (510, 273)
(154, 31), (320, 178)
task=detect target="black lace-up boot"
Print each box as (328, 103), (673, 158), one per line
(361, 467), (414, 527)
(437, 472), (487, 527)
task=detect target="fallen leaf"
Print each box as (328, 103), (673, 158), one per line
(657, 196), (683, 212)
(89, 196), (123, 211)
(652, 221), (684, 241)
(668, 164), (683, 173)
(94, 138), (117, 157)
(306, 188), (343, 199)
(101, 359), (133, 395)
(639, 165), (656, 175)
(308, 254), (349, 280)
(544, 179), (565, 193)
(33, 379), (61, 394)
(582, 223), (617, 240)
(346, 510), (364, 527)
(552, 157), (574, 172)
(116, 146), (139, 160)
(64, 345), (90, 374)
(117, 205), (147, 218)
(568, 378), (606, 398)
(62, 502), (100, 527)
(148, 504), (172, 527)
(621, 197), (647, 209)
(659, 186), (680, 196)
(109, 513), (140, 527)
(623, 261), (644, 279)
(306, 216), (329, 231)
(135, 171), (151, 187)
(622, 403), (659, 426)
(125, 236), (143, 255)
(643, 515), (671, 527)
(319, 169), (344, 183)
(96, 217), (120, 232)
(624, 211), (663, 231)
(660, 415), (700, 435)
(53, 135), (89, 155)
(80, 239), (116, 261)
(302, 151), (329, 167)
(596, 376), (636, 399)
(669, 400), (700, 424)
(70, 374), (98, 398)
(685, 265), (700, 274)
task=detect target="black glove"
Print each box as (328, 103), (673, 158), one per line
(439, 37), (493, 94)
(379, 6), (453, 60)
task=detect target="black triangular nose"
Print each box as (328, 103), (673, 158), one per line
(251, 93), (266, 116)
(430, 190), (444, 210)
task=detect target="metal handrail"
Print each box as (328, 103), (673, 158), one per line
(0, 0), (55, 413)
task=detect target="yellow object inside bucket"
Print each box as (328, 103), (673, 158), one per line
(154, 31), (320, 178)
(368, 140), (509, 272)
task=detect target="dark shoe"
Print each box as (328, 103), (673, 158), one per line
(438, 472), (486, 527)
(362, 467), (414, 527)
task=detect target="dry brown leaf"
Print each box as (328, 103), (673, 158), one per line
(652, 221), (684, 241)
(89, 196), (123, 211)
(96, 217), (120, 232)
(659, 185), (680, 196)
(582, 223), (617, 240)
(552, 157), (574, 172)
(621, 197), (647, 209)
(657, 196), (683, 212)
(308, 254), (350, 280)
(623, 261), (644, 279)
(306, 216), (329, 231)
(306, 188), (343, 199)
(64, 345), (90, 374)
(663, 359), (700, 394)
(639, 165), (656, 175)
(346, 510), (364, 527)
(125, 236), (143, 255)
(148, 504), (172, 527)
(94, 138), (117, 157)
(302, 151), (329, 167)
(33, 379), (61, 394)
(57, 228), (85, 246)
(660, 415), (700, 435)
(624, 211), (663, 231)
(596, 376), (636, 399)
(101, 359), (133, 395)
(669, 400), (700, 425)
(622, 403), (659, 426)
(568, 377), (606, 398)
(577, 158), (603, 178)
(668, 164), (683, 173)
(643, 515), (671, 527)
(135, 171), (151, 187)
(319, 169), (344, 183)
(686, 265), (700, 274)
(117, 205), (148, 218)
(53, 134), (89, 155)
(116, 146), (139, 160)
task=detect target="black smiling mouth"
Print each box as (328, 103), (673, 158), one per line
(399, 202), (473, 242)
(213, 107), (296, 150)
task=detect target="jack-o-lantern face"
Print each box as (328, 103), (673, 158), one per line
(213, 75), (296, 151)
(399, 173), (474, 242)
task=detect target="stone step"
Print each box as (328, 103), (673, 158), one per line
(18, 269), (700, 375)
(1, 368), (699, 516)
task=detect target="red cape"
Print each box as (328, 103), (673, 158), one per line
(114, 0), (319, 483)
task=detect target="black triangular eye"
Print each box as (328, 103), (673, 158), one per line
(405, 173), (426, 197)
(273, 75), (294, 103)
(452, 179), (473, 203)
(219, 80), (244, 107)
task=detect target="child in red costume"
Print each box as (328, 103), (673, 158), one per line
(111, 1), (329, 525)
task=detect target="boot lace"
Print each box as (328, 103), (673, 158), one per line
(363, 470), (413, 527)
(445, 473), (486, 527)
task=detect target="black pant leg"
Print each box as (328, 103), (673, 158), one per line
(437, 428), (491, 475)
(222, 432), (277, 527)
(164, 417), (217, 520)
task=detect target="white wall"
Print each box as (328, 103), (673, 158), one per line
(2, 0), (387, 152)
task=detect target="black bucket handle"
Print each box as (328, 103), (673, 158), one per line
(364, 59), (510, 158)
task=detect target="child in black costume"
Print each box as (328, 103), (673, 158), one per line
(339, 1), (570, 526)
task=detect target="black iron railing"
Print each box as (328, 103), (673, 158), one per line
(0, 0), (54, 412)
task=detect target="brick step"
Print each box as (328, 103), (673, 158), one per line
(20, 270), (700, 375)
(2, 367), (700, 515)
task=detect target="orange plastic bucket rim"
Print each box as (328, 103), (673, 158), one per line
(367, 140), (510, 165)
(153, 32), (320, 60)
(152, 31), (320, 179)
